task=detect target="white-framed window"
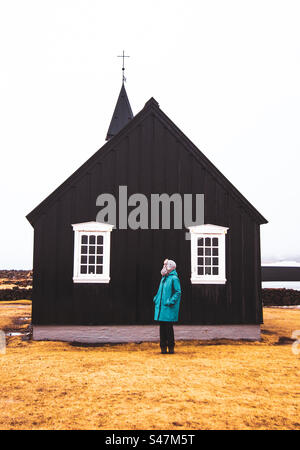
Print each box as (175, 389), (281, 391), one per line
(72, 221), (114, 283)
(188, 224), (229, 284)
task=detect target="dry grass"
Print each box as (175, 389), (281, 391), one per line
(0, 300), (31, 332)
(0, 277), (31, 290)
(0, 301), (299, 430)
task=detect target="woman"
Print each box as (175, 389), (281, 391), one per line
(153, 259), (181, 354)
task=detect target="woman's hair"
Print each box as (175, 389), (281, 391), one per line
(161, 259), (176, 276)
(166, 260), (176, 270)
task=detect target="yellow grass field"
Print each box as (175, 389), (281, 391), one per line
(0, 301), (299, 430)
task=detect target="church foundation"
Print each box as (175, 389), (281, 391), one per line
(33, 324), (261, 343)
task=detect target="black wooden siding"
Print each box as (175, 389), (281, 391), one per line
(262, 266), (300, 281)
(30, 104), (265, 326)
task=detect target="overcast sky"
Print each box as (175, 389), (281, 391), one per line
(0, 0), (299, 268)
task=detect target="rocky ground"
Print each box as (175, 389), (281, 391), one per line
(0, 271), (32, 300)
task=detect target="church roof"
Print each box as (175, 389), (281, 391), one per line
(106, 83), (133, 140)
(26, 97), (267, 226)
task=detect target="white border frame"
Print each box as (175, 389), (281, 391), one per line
(188, 224), (229, 285)
(72, 222), (114, 283)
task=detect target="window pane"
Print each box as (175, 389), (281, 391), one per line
(205, 237), (211, 246)
(205, 267), (211, 275)
(197, 266), (204, 275)
(197, 247), (203, 256)
(212, 258), (218, 266)
(81, 245), (88, 254)
(74, 229), (111, 282)
(212, 267), (219, 275)
(198, 257), (204, 265)
(96, 255), (103, 265)
(212, 237), (218, 246)
(97, 245), (103, 255)
(80, 265), (87, 274)
(205, 257), (211, 265)
(205, 248), (211, 256)
(198, 237), (203, 246)
(212, 247), (219, 256)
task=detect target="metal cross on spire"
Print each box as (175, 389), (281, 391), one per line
(117, 50), (130, 83)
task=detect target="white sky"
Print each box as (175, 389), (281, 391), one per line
(0, 0), (299, 268)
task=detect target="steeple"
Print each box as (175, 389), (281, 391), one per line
(106, 51), (133, 141)
(106, 82), (133, 141)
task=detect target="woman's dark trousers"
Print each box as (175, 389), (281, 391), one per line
(159, 322), (175, 351)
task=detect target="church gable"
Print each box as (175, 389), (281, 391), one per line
(26, 97), (266, 227)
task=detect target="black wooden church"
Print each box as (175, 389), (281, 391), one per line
(27, 74), (267, 342)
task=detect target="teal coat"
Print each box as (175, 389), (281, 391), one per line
(153, 270), (181, 322)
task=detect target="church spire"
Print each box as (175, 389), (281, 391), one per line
(106, 83), (133, 141)
(106, 51), (133, 141)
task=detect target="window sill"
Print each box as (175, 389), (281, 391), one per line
(191, 278), (226, 285)
(73, 277), (110, 284)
